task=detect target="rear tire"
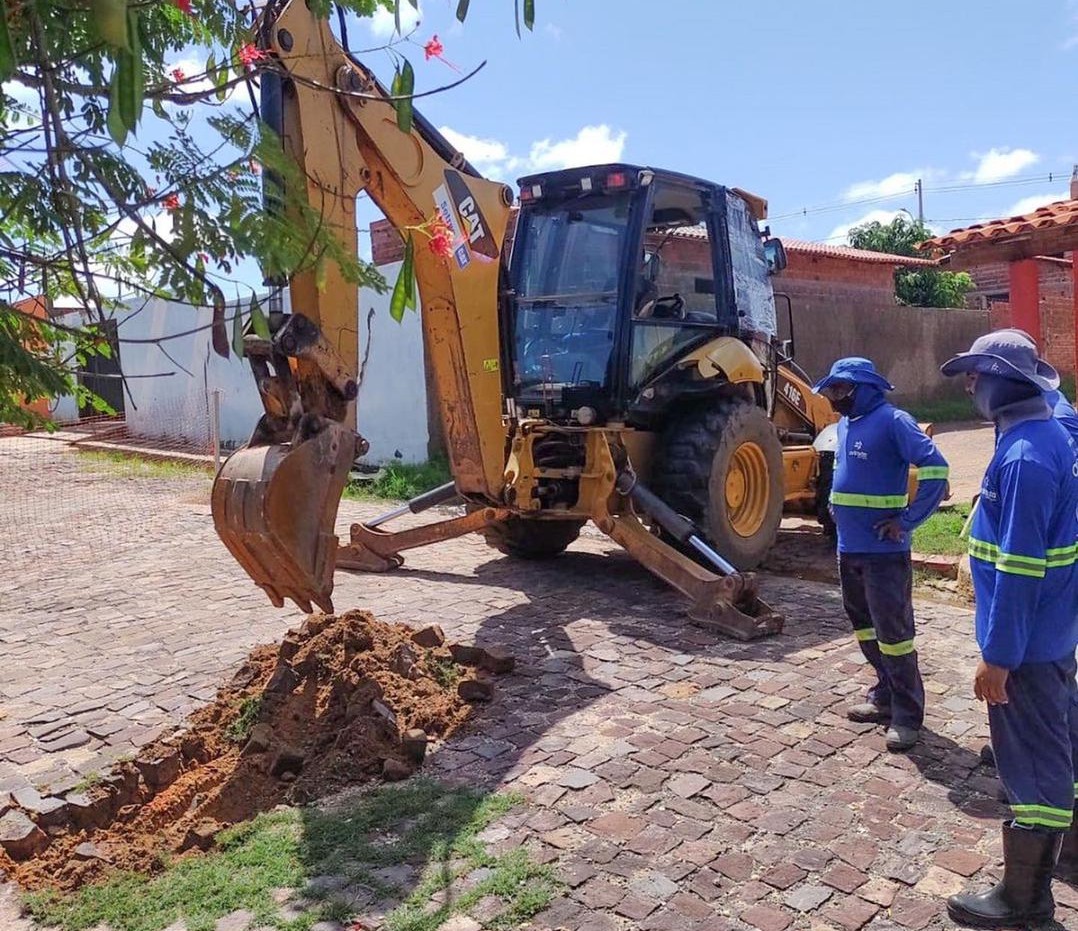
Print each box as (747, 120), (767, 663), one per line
(653, 399), (784, 570)
(478, 516), (585, 560)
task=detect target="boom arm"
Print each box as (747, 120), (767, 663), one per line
(212, 1), (514, 613)
(262, 0), (513, 498)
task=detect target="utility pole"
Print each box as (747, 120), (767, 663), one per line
(915, 179), (924, 224)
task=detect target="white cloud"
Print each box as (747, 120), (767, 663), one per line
(528, 125), (627, 172)
(842, 171), (924, 202)
(545, 23), (563, 40)
(2, 80), (38, 108)
(1004, 191), (1068, 217)
(965, 147), (1039, 184)
(368, 3), (422, 39)
(827, 209), (938, 244)
(438, 126), (514, 172)
(437, 124), (627, 181)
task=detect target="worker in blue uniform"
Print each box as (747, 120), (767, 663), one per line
(812, 358), (949, 752)
(942, 330), (1078, 929)
(977, 329), (1078, 888)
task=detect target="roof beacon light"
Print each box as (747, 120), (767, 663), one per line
(604, 171), (628, 191)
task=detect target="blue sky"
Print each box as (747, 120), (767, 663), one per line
(354, 0), (1077, 245)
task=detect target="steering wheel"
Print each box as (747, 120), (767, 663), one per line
(650, 293), (685, 320)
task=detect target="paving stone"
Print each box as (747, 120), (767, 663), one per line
(933, 847), (988, 877)
(784, 883), (833, 912)
(740, 904), (793, 931)
(666, 773), (710, 798)
(629, 869), (680, 901)
(215, 910), (255, 931)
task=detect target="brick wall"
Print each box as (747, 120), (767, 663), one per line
(772, 252), (896, 314)
(965, 258), (1074, 376)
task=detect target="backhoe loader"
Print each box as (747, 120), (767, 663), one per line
(211, 0), (839, 640)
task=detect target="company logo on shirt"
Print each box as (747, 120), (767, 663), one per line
(980, 481), (998, 502)
(850, 439), (869, 461)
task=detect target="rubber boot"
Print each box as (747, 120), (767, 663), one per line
(947, 822), (1061, 929)
(1054, 804), (1078, 884)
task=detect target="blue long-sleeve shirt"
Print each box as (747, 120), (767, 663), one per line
(1047, 389), (1078, 442)
(831, 387), (949, 554)
(969, 416), (1078, 669)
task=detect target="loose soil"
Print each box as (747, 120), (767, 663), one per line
(3, 611), (480, 891)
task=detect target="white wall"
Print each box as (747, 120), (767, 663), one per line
(50, 275), (431, 464)
(355, 260), (429, 463)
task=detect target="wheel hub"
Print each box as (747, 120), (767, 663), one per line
(725, 442), (769, 538)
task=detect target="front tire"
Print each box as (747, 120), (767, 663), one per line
(477, 516), (585, 560)
(653, 399), (784, 570)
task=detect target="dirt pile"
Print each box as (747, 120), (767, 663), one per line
(3, 610), (512, 891)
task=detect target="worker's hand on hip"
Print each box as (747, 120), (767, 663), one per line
(974, 660), (1009, 705)
(873, 517), (905, 542)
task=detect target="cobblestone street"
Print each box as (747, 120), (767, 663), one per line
(1, 434), (1072, 931)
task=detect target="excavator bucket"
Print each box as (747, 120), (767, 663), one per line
(211, 421), (356, 614)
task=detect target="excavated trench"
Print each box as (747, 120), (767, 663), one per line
(1, 610), (513, 891)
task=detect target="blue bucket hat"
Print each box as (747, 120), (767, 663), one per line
(812, 357), (895, 394)
(940, 330), (1059, 391)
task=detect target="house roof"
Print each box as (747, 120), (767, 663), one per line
(919, 200), (1078, 255)
(779, 238), (936, 267)
(665, 227), (935, 266)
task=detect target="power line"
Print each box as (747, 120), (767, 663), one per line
(771, 171), (1066, 223)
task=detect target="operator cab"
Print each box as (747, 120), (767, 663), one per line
(505, 164), (784, 427)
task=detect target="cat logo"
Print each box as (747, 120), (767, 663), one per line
(444, 170), (500, 260)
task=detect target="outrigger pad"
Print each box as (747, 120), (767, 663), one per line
(687, 573), (785, 641)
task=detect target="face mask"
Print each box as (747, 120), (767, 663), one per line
(829, 392), (856, 416)
(971, 377), (994, 420)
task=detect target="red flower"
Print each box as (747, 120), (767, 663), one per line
(427, 216), (454, 260)
(172, 0), (192, 14)
(424, 35), (444, 61)
(163, 193), (181, 211)
(170, 68), (186, 83)
(198, 252), (210, 263)
(239, 44), (268, 69)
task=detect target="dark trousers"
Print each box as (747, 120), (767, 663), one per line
(991, 656), (1078, 831)
(838, 551), (925, 729)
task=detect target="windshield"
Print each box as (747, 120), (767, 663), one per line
(510, 196), (629, 392)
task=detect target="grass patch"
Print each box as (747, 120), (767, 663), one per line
(424, 656), (460, 690)
(905, 396), (978, 424)
(912, 502), (971, 557)
(25, 779), (555, 931)
(343, 457), (452, 503)
(77, 451), (211, 481)
(224, 696), (262, 745)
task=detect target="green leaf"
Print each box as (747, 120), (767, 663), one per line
(394, 58), (414, 133)
(455, 0), (470, 21)
(106, 69), (128, 145)
(524, 0), (535, 30)
(232, 305), (245, 358)
(0, 0), (17, 81)
(514, 0), (521, 38)
(249, 297), (270, 339)
(211, 294), (230, 359)
(403, 235), (416, 311)
(92, 0), (130, 50)
(393, 0), (401, 34)
(389, 234), (414, 323)
(126, 9), (143, 129)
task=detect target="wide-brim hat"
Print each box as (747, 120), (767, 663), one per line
(940, 330), (1059, 391)
(813, 357), (895, 394)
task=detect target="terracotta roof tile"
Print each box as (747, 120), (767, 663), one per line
(668, 228), (934, 266)
(778, 237), (935, 267)
(920, 199), (1078, 253)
